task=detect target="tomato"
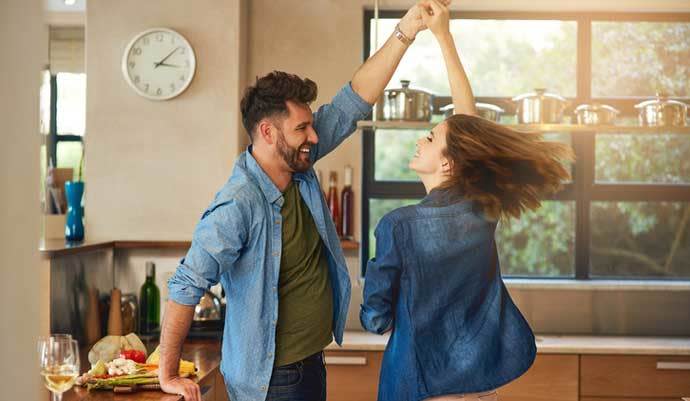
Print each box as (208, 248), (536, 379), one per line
(119, 349), (146, 363)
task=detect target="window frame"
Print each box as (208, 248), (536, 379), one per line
(47, 73), (84, 170)
(361, 10), (690, 280)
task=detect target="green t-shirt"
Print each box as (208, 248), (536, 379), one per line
(274, 181), (334, 366)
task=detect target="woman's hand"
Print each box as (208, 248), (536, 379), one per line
(398, 0), (451, 40)
(419, 0), (451, 38)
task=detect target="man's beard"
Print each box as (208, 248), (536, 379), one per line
(276, 129), (313, 173)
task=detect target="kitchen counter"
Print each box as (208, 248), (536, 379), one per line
(40, 238), (359, 258)
(63, 340), (222, 401)
(325, 330), (690, 355)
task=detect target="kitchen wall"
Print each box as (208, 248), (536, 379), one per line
(76, 0), (690, 336)
(84, 0), (248, 240)
(0, 0), (46, 399)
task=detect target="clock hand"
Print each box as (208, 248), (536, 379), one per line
(154, 47), (181, 68)
(158, 62), (182, 68)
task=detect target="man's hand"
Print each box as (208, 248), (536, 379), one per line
(160, 376), (202, 401)
(419, 0), (451, 38)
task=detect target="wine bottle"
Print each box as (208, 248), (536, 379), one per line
(340, 165), (354, 239)
(139, 261), (160, 334)
(326, 171), (341, 236)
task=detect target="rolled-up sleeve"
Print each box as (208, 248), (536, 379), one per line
(311, 82), (372, 162)
(168, 200), (247, 306)
(360, 216), (402, 335)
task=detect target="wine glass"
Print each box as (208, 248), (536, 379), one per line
(38, 337), (80, 401)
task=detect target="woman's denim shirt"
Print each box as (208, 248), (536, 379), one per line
(361, 188), (536, 401)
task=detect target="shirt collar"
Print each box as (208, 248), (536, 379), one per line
(244, 146), (284, 205)
(420, 187), (465, 207)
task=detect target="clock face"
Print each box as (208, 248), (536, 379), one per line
(122, 28), (196, 100)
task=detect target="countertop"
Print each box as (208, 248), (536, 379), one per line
(40, 238), (359, 258)
(63, 340), (221, 401)
(325, 331), (690, 355)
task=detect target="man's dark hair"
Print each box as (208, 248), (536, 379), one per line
(240, 71), (318, 140)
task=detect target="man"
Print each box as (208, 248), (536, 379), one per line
(159, 4), (441, 401)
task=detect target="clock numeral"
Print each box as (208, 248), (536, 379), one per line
(170, 83), (176, 92)
(133, 47), (142, 56)
(179, 75), (186, 82)
(156, 34), (163, 42)
(133, 75), (140, 84)
(128, 61), (135, 69)
(142, 37), (149, 45)
(185, 60), (190, 67)
(156, 88), (162, 96)
(180, 47), (186, 55)
(144, 83), (149, 92)
(170, 36), (176, 44)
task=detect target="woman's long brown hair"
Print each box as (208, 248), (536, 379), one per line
(440, 114), (574, 220)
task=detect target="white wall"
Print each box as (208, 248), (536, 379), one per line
(0, 0), (47, 400)
(84, 0), (247, 241)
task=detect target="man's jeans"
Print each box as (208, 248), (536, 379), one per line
(265, 352), (326, 401)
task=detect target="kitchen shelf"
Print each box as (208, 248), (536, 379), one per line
(357, 120), (690, 134)
(41, 238), (359, 258)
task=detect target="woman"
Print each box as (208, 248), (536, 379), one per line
(360, 2), (573, 401)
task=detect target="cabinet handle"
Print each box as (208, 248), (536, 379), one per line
(656, 361), (690, 370)
(325, 356), (367, 366)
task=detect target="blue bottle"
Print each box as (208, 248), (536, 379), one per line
(65, 181), (84, 241)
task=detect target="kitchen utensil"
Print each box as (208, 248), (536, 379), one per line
(194, 290), (222, 321)
(441, 102), (505, 122)
(120, 293), (138, 335)
(635, 93), (688, 127)
(512, 88), (568, 124)
(107, 288), (123, 336)
(376, 79), (433, 121)
(574, 103), (620, 125)
(84, 288), (101, 346)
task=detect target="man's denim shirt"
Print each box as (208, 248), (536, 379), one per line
(361, 189), (537, 401)
(168, 83), (371, 401)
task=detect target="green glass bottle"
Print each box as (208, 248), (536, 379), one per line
(139, 261), (160, 334)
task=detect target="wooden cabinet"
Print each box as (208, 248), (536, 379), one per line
(322, 350), (690, 401)
(581, 355), (690, 398)
(497, 354), (579, 401)
(582, 398), (681, 401)
(324, 351), (383, 401)
(199, 369), (230, 401)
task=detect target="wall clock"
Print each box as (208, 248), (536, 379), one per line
(122, 28), (196, 100)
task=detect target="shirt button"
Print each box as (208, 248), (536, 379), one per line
(272, 286), (277, 292)
(260, 385), (267, 390)
(274, 219), (280, 224)
(268, 352), (274, 358)
(272, 252), (279, 257)
(272, 319), (276, 325)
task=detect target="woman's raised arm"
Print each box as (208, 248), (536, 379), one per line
(420, 0), (477, 115)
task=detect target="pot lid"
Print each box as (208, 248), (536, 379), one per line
(386, 79), (432, 96)
(441, 102), (505, 113)
(512, 88), (567, 102)
(574, 103), (620, 114)
(476, 102), (505, 113)
(635, 93), (689, 109)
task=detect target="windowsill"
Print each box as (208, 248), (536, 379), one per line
(504, 278), (690, 291)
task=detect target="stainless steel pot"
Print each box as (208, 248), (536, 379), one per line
(635, 94), (688, 127)
(574, 103), (619, 125)
(376, 79), (433, 121)
(512, 88), (568, 124)
(441, 102), (505, 122)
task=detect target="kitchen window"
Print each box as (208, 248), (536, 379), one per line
(361, 11), (690, 279)
(44, 27), (85, 180)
